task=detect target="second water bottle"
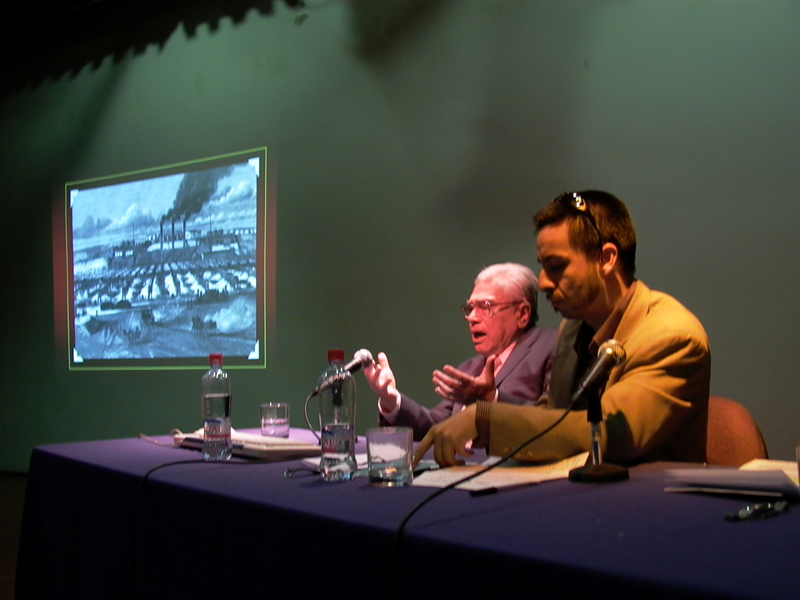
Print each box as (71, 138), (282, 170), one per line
(318, 349), (357, 481)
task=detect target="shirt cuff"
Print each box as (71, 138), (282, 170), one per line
(473, 400), (492, 448)
(377, 392), (402, 423)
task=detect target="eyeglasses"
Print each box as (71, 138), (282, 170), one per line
(460, 300), (524, 318)
(552, 192), (603, 244)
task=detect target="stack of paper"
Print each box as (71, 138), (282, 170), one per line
(173, 428), (321, 461)
(665, 459), (800, 498)
(413, 452), (590, 492)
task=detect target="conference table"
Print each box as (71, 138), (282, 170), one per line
(15, 429), (800, 599)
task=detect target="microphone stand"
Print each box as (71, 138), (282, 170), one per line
(568, 382), (629, 483)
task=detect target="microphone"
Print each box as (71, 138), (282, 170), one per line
(312, 349), (374, 396)
(343, 348), (374, 375)
(570, 339), (626, 405)
(568, 339), (628, 484)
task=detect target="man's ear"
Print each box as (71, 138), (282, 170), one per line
(599, 242), (619, 276)
(517, 301), (532, 329)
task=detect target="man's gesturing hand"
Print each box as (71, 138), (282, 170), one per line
(362, 352), (400, 412)
(432, 355), (497, 405)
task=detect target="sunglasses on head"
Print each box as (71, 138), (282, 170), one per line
(552, 192), (603, 244)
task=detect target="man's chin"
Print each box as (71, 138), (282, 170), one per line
(472, 342), (489, 356)
(552, 304), (577, 320)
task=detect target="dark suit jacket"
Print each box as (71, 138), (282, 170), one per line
(381, 327), (557, 440)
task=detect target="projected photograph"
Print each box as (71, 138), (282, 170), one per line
(64, 148), (267, 370)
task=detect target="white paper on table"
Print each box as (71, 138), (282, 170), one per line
(412, 452), (590, 491)
(740, 458), (799, 486)
(664, 460), (800, 498)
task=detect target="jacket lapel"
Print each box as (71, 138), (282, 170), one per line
(494, 327), (538, 385)
(605, 281), (651, 386)
(548, 319), (581, 408)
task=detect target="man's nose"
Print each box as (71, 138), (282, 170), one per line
(538, 269), (554, 291)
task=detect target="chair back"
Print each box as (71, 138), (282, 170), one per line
(706, 395), (768, 466)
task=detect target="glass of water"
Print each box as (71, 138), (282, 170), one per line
(367, 426), (413, 487)
(260, 402), (290, 438)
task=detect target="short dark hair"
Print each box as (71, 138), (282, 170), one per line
(533, 190), (637, 282)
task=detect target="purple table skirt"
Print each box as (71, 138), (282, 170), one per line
(15, 429), (800, 599)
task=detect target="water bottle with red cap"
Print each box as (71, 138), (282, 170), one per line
(318, 349), (357, 481)
(202, 353), (232, 461)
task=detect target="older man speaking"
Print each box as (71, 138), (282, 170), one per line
(363, 263), (556, 440)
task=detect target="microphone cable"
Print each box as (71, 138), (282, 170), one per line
(303, 390), (322, 443)
(128, 445), (271, 599)
(391, 395), (582, 575)
(391, 338), (626, 584)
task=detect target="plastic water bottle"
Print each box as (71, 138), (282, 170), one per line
(201, 353), (232, 461)
(318, 349), (357, 481)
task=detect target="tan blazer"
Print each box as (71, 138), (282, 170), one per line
(487, 282), (710, 464)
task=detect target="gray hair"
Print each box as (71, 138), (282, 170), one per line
(474, 263), (539, 328)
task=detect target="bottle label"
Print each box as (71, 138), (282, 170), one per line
(204, 418), (230, 441)
(321, 424), (353, 454)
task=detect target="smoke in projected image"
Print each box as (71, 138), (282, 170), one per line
(62, 148), (268, 370)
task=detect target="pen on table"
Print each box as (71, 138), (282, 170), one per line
(469, 482), (536, 497)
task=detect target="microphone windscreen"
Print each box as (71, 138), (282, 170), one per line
(348, 349), (374, 372)
(597, 339), (625, 366)
(356, 348), (373, 367)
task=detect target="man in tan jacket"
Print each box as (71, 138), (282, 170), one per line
(416, 190), (710, 467)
